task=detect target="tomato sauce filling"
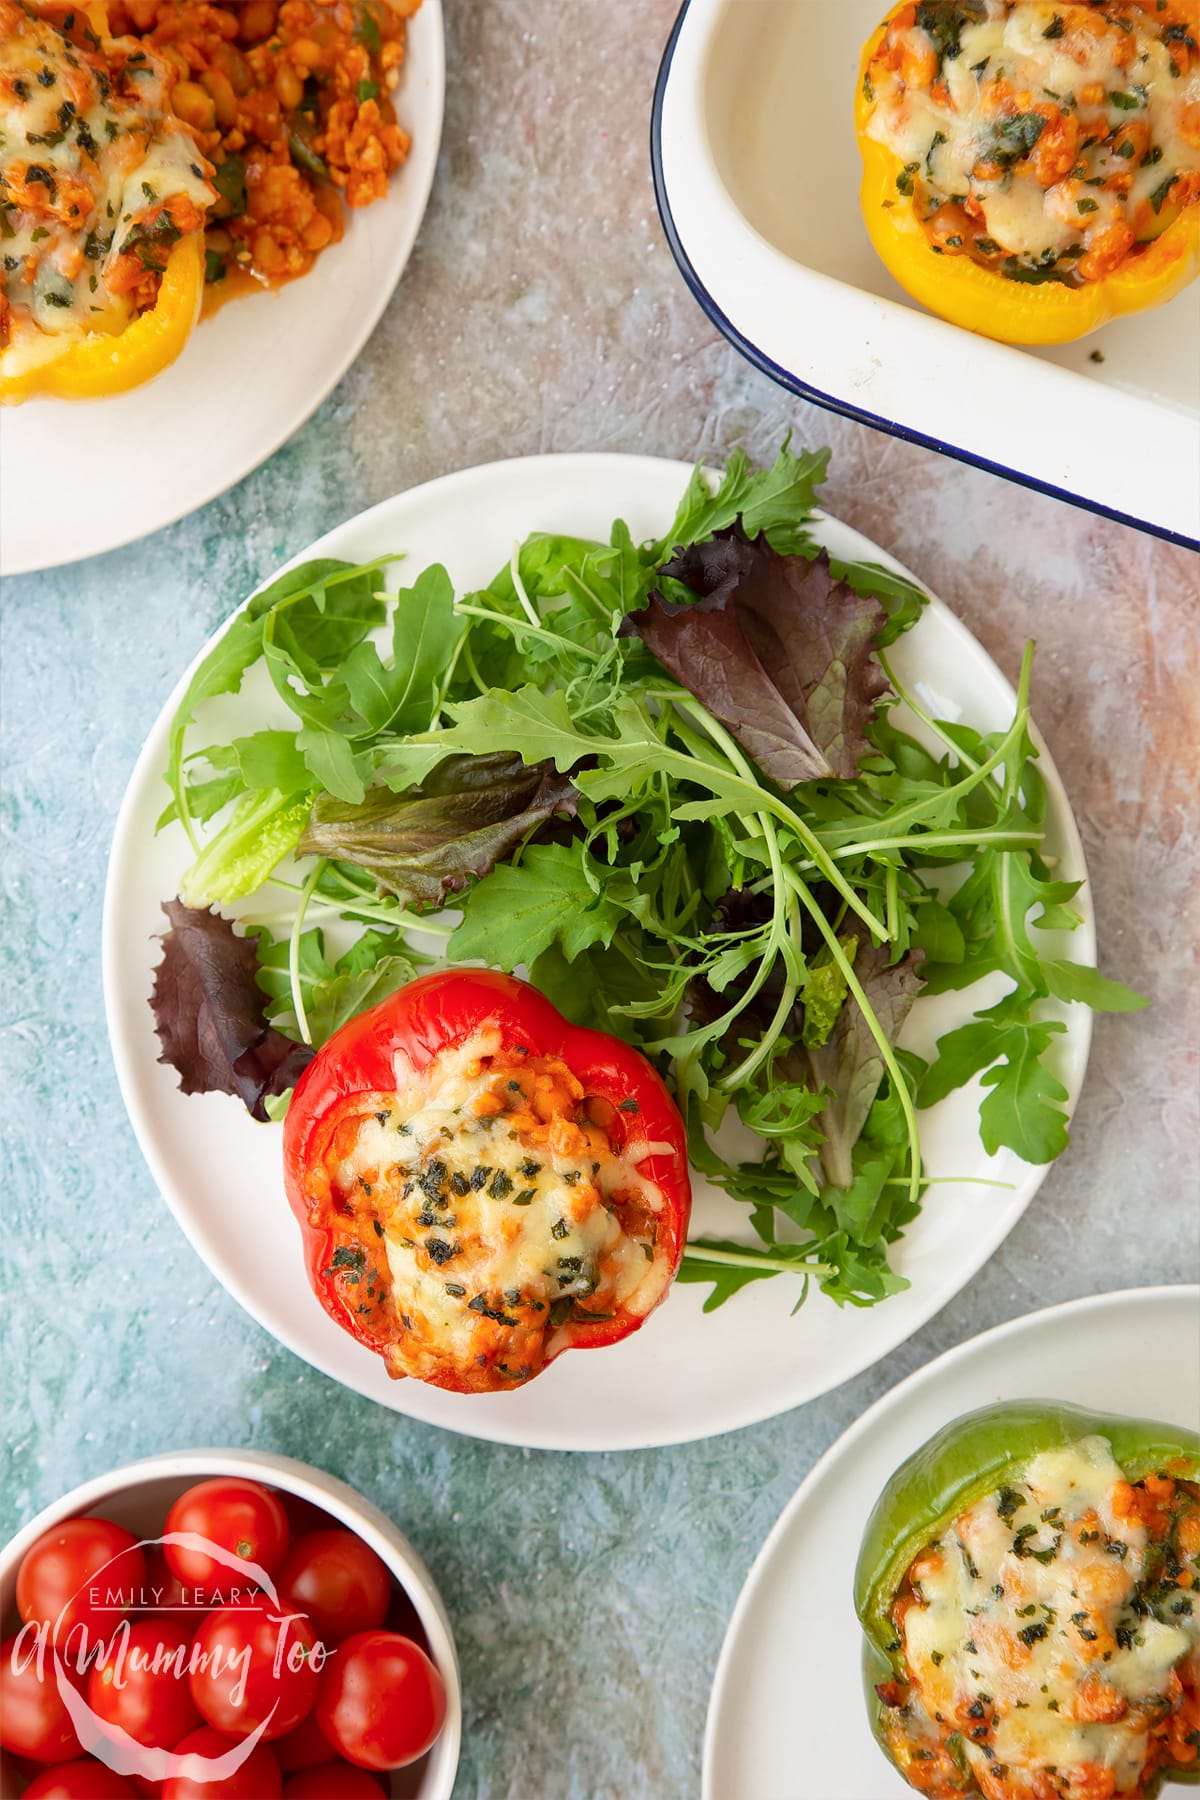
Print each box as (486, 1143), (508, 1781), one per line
(877, 1444), (1200, 1798)
(311, 1039), (673, 1393)
(106, 0), (419, 296)
(863, 1), (1200, 286)
(0, 0), (215, 356)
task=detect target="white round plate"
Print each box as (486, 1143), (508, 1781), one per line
(104, 452), (1096, 1452)
(704, 1285), (1200, 1800)
(0, 2), (443, 579)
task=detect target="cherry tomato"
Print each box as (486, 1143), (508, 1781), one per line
(22, 1759), (138, 1798)
(164, 1482), (289, 1599)
(274, 1711), (335, 1773)
(382, 1588), (425, 1642)
(126, 1779), (165, 1800)
(315, 1632), (445, 1772)
(138, 1551), (210, 1616)
(279, 1496), (331, 1543)
(0, 1631), (82, 1763)
(88, 1620), (200, 1751)
(282, 1765), (386, 1799)
(275, 1534), (390, 1649)
(189, 1599), (319, 1741)
(18, 1520), (148, 1653)
(161, 1727), (281, 1799)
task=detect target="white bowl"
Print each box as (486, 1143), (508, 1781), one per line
(652, 0), (1200, 549)
(0, 1449), (461, 1800)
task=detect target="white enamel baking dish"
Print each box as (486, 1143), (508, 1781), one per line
(653, 0), (1200, 548)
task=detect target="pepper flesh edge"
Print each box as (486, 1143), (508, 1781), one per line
(855, 19), (1200, 346)
(853, 1398), (1200, 1773)
(0, 231), (205, 405)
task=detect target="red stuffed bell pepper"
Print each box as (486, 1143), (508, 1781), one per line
(283, 970), (692, 1394)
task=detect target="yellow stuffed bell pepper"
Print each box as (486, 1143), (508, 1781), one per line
(0, 232), (205, 406)
(0, 0), (212, 404)
(855, 2), (1200, 347)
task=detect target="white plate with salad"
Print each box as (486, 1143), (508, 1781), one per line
(102, 447), (1141, 1451)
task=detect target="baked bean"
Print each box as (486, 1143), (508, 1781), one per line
(291, 37), (323, 73)
(275, 64), (303, 110)
(215, 43), (253, 95)
(161, 44), (190, 80)
(237, 0), (278, 43)
(171, 80), (216, 132)
(201, 68), (238, 130)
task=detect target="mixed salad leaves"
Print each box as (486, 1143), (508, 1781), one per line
(151, 444), (1144, 1312)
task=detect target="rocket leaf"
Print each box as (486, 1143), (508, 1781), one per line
(449, 843), (625, 967)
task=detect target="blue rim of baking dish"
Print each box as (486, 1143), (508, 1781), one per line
(650, 0), (1199, 554)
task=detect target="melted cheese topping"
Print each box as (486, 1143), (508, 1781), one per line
(326, 1032), (675, 1391)
(883, 1438), (1200, 1797)
(0, 0), (214, 367)
(864, 1), (1200, 283)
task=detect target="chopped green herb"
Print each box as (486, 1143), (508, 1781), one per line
(896, 161), (920, 197)
(1151, 174), (1179, 213)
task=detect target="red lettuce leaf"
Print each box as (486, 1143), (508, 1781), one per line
(805, 937), (924, 1189)
(626, 528), (889, 787)
(298, 753), (580, 907)
(151, 899), (313, 1121)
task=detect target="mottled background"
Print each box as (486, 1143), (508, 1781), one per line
(2, 4), (1199, 1798)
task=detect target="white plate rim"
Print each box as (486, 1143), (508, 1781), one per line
(102, 450), (1096, 1453)
(0, 0), (445, 578)
(702, 1282), (1200, 1799)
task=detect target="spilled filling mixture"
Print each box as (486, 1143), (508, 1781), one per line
(863, 0), (1200, 284)
(316, 1031), (675, 1392)
(105, 0), (419, 294)
(877, 1436), (1200, 1797)
(0, 0), (215, 367)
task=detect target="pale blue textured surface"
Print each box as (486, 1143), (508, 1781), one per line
(1, 5), (1198, 1798)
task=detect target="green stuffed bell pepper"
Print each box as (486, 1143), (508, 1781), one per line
(854, 1400), (1200, 1799)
